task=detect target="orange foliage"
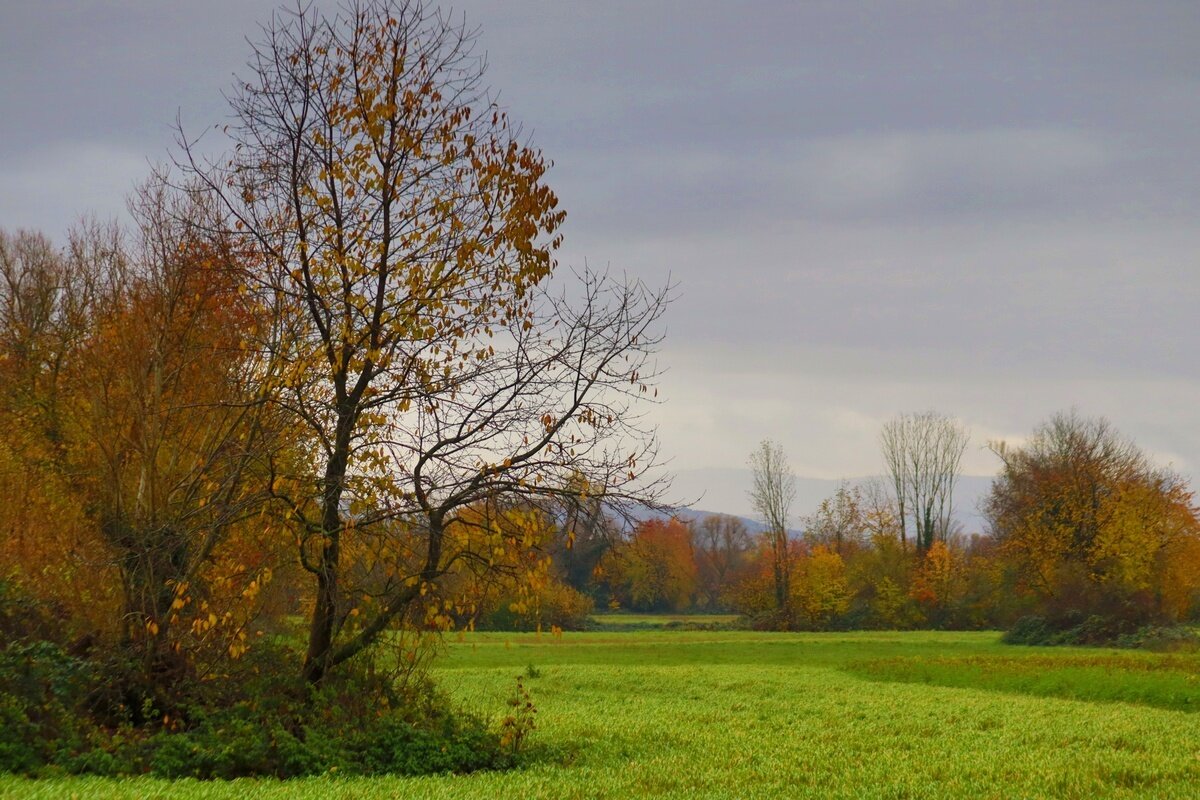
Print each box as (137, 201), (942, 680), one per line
(0, 208), (295, 673)
(600, 518), (698, 612)
(910, 541), (963, 611)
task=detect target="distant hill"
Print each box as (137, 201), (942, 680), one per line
(666, 468), (995, 535)
(664, 507), (771, 535)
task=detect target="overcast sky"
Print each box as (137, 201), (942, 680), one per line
(3, 1), (1198, 499)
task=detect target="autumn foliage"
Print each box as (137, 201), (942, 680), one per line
(0, 0), (674, 780)
(986, 412), (1200, 631)
(596, 519), (699, 612)
(725, 417), (1200, 634)
(1, 0), (1198, 781)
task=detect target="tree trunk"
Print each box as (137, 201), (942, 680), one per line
(302, 414), (353, 685)
(773, 529), (789, 611)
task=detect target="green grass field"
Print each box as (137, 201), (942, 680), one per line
(5, 627), (1200, 799)
(587, 612), (740, 629)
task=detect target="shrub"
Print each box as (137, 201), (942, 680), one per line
(147, 704), (333, 780)
(0, 692), (40, 774)
(138, 638), (508, 779)
(0, 640), (92, 774)
(352, 712), (502, 776)
(1115, 625), (1200, 652)
(148, 705), (310, 779)
(867, 577), (924, 630)
(1003, 615), (1053, 645)
(1002, 613), (1185, 649)
(743, 609), (792, 632)
(0, 630), (525, 780)
(144, 677), (514, 779)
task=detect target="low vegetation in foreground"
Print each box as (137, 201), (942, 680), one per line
(3, 625), (1200, 799)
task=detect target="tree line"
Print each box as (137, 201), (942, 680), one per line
(563, 411), (1200, 639)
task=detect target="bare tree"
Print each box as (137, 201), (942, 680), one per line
(879, 412), (969, 553)
(749, 440), (795, 611)
(879, 420), (910, 549)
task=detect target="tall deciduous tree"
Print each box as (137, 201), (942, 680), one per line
(183, 0), (667, 684)
(858, 475), (902, 543)
(791, 545), (850, 629)
(749, 440), (795, 612)
(880, 412), (969, 553)
(0, 228), (100, 450)
(909, 540), (964, 627)
(551, 473), (618, 594)
(0, 188), (290, 690)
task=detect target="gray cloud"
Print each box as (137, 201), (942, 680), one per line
(2, 0), (1198, 498)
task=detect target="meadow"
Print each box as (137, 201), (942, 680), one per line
(4, 621), (1200, 799)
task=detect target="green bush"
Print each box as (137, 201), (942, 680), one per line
(1003, 614), (1188, 649)
(0, 692), (40, 774)
(0, 641), (92, 774)
(0, 631), (526, 779)
(150, 705), (287, 779)
(352, 713), (503, 775)
(141, 694), (510, 780)
(137, 649), (519, 780)
(0, 581), (92, 774)
(1002, 615), (1052, 645)
(1115, 625), (1200, 652)
(57, 741), (128, 777)
(151, 712), (330, 779)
